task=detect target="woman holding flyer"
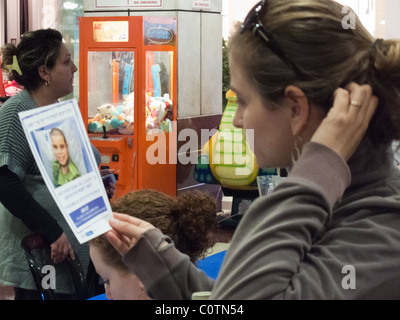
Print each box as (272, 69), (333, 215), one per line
(0, 29), (92, 300)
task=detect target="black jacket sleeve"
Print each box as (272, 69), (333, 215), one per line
(0, 166), (63, 244)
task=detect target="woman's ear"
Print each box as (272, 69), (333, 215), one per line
(38, 65), (50, 83)
(284, 85), (310, 136)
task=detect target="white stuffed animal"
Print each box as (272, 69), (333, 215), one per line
(97, 104), (115, 120)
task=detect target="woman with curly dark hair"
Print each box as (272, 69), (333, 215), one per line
(89, 189), (217, 300)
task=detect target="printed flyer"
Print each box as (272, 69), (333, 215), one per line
(19, 99), (112, 244)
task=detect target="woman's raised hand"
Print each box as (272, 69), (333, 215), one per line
(106, 212), (156, 256)
(311, 83), (378, 162)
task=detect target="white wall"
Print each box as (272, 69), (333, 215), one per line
(5, 0), (20, 44)
(222, 0), (258, 39)
(380, 0), (400, 39)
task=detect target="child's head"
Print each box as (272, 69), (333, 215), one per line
(50, 128), (69, 166)
(90, 189), (217, 300)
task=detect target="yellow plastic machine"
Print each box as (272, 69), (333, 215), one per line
(209, 89), (259, 189)
(195, 89), (277, 190)
(194, 89), (282, 226)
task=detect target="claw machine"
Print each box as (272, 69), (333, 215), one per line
(79, 16), (177, 198)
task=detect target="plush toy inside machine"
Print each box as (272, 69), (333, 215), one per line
(86, 51), (174, 137)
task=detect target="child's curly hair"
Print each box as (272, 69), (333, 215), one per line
(90, 189), (217, 271)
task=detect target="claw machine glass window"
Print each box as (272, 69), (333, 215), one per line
(79, 16), (177, 198)
(87, 51), (135, 136)
(145, 51), (173, 135)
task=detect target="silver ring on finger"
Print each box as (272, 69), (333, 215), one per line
(350, 100), (362, 108)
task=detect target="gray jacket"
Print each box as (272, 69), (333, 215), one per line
(123, 142), (400, 299)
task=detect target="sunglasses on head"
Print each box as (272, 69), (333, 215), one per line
(240, 0), (306, 80)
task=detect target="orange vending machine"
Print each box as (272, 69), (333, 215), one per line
(79, 16), (177, 198)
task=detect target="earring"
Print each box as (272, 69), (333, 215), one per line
(45, 80), (51, 87)
(139, 286), (147, 299)
(291, 135), (303, 166)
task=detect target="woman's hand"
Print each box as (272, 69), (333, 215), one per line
(311, 83), (378, 162)
(106, 212), (156, 256)
(50, 232), (75, 264)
